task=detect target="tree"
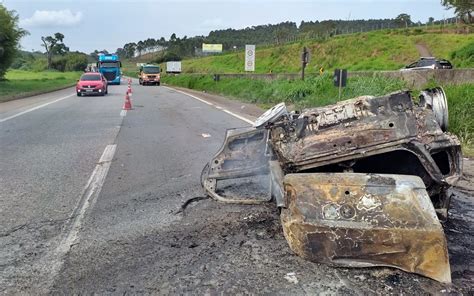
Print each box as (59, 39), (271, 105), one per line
(275, 27), (290, 44)
(441, 0), (473, 24)
(170, 33), (177, 42)
(0, 5), (28, 79)
(41, 33), (69, 69)
(136, 40), (144, 56)
(428, 17), (435, 25)
(395, 13), (412, 28)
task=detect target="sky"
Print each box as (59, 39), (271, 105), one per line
(3, 0), (455, 53)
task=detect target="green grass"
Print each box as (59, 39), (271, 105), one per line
(170, 29), (473, 74)
(163, 74), (474, 156)
(0, 70), (81, 102)
(163, 74), (406, 108)
(444, 84), (474, 156)
(121, 60), (140, 78)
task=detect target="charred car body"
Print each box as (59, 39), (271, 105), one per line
(201, 87), (462, 283)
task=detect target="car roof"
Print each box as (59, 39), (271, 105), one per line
(82, 72), (101, 75)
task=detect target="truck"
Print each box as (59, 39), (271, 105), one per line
(138, 64), (161, 86)
(166, 61), (182, 74)
(97, 53), (121, 85)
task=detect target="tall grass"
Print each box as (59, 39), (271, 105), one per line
(163, 74), (406, 108)
(163, 74), (473, 155)
(444, 84), (474, 154)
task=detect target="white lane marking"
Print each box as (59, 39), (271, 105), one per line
(221, 109), (255, 125)
(0, 93), (75, 123)
(163, 86), (214, 106)
(120, 109), (127, 117)
(163, 86), (254, 125)
(42, 144), (117, 290)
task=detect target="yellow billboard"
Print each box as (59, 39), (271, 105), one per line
(202, 43), (223, 53)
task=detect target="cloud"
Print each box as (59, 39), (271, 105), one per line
(20, 10), (83, 28)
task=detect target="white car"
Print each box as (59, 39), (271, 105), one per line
(401, 57), (453, 71)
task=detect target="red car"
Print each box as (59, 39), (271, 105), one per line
(76, 73), (108, 96)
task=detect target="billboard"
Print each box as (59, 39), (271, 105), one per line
(245, 45), (255, 72)
(202, 43), (223, 53)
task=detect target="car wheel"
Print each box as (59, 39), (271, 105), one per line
(157, 82), (160, 86)
(105, 87), (108, 94)
(77, 93), (81, 97)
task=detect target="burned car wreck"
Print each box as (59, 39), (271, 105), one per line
(201, 87), (462, 283)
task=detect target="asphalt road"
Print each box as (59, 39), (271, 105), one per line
(1, 80), (472, 295)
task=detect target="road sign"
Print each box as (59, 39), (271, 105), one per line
(245, 45), (255, 72)
(333, 69), (347, 87)
(334, 69), (348, 100)
(202, 43), (223, 53)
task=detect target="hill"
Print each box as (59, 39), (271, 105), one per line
(167, 28), (473, 74)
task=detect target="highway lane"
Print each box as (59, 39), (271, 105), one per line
(2, 80), (472, 294)
(43, 83), (408, 294)
(0, 83), (128, 293)
(1, 80), (262, 294)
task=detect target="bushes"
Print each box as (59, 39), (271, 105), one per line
(50, 53), (88, 72)
(11, 52), (88, 72)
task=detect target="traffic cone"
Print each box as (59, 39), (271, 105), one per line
(123, 92), (132, 110)
(127, 85), (132, 94)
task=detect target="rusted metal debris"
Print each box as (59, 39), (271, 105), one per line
(201, 87), (462, 283)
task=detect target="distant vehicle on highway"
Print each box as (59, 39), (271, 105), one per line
(401, 57), (453, 71)
(76, 73), (108, 96)
(97, 53), (122, 85)
(138, 64), (161, 86)
(166, 61), (182, 74)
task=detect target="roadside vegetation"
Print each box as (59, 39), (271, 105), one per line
(162, 74), (474, 155)
(444, 84), (474, 156)
(170, 29), (473, 74)
(0, 5), (28, 80)
(0, 70), (81, 103)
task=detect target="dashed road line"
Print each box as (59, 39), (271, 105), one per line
(35, 144), (117, 293)
(163, 86), (254, 125)
(0, 94), (75, 123)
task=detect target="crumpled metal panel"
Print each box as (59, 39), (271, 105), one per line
(281, 173), (451, 283)
(202, 88), (462, 282)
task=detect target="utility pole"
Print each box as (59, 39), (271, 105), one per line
(301, 47), (309, 81)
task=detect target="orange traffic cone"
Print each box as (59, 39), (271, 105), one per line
(123, 92), (132, 110)
(127, 85), (132, 94)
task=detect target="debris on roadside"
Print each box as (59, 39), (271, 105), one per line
(284, 272), (299, 284)
(201, 87), (462, 283)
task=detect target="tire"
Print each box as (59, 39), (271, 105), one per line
(157, 82), (160, 86)
(77, 93), (81, 97)
(105, 87), (108, 94)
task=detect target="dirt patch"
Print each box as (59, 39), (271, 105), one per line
(415, 43), (433, 57)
